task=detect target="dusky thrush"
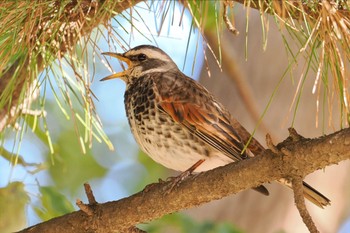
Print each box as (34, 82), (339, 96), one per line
(101, 45), (330, 208)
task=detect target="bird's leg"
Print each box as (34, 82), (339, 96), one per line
(165, 159), (205, 193)
(142, 159), (205, 194)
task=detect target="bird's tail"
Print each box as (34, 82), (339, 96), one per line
(232, 124), (331, 208)
(279, 178), (331, 208)
(302, 181), (331, 208)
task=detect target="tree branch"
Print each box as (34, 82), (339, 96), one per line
(292, 177), (319, 233)
(18, 128), (350, 233)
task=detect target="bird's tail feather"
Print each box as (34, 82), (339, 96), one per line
(301, 181), (331, 208)
(253, 185), (270, 196)
(279, 178), (331, 208)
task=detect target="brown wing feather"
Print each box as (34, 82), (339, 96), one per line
(158, 100), (245, 162)
(151, 71), (261, 162)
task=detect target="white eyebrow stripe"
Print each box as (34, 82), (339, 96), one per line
(127, 49), (172, 62)
(144, 49), (171, 61)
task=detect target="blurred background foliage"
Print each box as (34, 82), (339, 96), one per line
(143, 213), (242, 233)
(0, 1), (349, 232)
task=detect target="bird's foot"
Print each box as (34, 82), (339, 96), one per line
(163, 159), (205, 194)
(163, 170), (192, 194)
(143, 159), (205, 194)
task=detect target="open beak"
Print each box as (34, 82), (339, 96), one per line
(100, 52), (132, 81)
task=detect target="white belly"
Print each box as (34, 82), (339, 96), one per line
(134, 119), (233, 172)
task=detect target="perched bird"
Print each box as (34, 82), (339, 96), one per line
(101, 45), (330, 208)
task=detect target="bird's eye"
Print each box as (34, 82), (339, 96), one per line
(137, 53), (147, 61)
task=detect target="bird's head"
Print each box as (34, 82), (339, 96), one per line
(101, 45), (177, 83)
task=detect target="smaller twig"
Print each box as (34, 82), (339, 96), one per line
(223, 1), (239, 35)
(84, 183), (97, 205)
(76, 199), (94, 216)
(76, 183), (97, 216)
(292, 177), (319, 233)
(288, 127), (304, 142)
(266, 133), (279, 153)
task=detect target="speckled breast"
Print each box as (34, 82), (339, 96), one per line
(123, 75), (212, 171)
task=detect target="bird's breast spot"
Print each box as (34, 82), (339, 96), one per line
(146, 126), (154, 131)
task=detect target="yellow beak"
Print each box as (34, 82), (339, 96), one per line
(100, 52), (132, 81)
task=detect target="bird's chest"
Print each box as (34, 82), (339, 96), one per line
(124, 77), (210, 171)
(124, 78), (174, 153)
(124, 78), (157, 138)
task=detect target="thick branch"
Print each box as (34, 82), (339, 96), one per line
(19, 128), (350, 233)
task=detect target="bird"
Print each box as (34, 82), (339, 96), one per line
(101, 44), (330, 208)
